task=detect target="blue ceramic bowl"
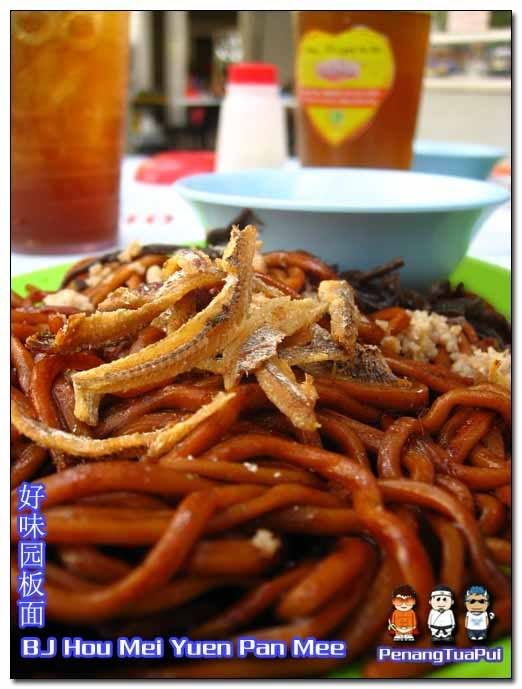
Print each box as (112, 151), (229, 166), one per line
(412, 140), (505, 180)
(175, 168), (509, 286)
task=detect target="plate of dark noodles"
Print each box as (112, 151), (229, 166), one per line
(11, 227), (511, 679)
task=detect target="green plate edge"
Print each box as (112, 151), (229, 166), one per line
(11, 254), (511, 679)
(450, 256), (511, 319)
(11, 262), (72, 296)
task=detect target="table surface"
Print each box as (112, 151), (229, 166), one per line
(11, 156), (511, 278)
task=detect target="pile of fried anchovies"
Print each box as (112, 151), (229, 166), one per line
(66, 208), (510, 350)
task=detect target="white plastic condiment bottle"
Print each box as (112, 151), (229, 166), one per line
(216, 63), (287, 171)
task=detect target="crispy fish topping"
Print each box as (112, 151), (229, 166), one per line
(280, 324), (346, 367)
(11, 391), (234, 459)
(256, 356), (318, 431)
(318, 280), (360, 354)
(71, 226), (256, 424)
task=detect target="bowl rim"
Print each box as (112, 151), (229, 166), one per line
(175, 168), (510, 214)
(413, 139), (506, 159)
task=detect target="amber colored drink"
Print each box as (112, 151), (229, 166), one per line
(295, 11), (430, 169)
(11, 11), (129, 253)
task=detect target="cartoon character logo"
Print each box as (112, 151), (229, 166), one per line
(464, 585), (495, 642)
(388, 585), (418, 642)
(428, 586), (456, 643)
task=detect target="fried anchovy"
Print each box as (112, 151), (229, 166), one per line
(72, 226), (256, 425)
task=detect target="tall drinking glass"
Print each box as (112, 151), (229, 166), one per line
(295, 11), (430, 169)
(11, 11), (129, 253)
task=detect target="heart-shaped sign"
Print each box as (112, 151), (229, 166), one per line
(296, 26), (395, 146)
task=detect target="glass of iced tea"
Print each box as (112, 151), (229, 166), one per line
(11, 11), (129, 253)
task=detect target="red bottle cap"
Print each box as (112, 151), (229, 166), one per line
(228, 63), (278, 85)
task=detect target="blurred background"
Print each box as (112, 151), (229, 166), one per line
(11, 9), (511, 274)
(128, 10), (511, 154)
